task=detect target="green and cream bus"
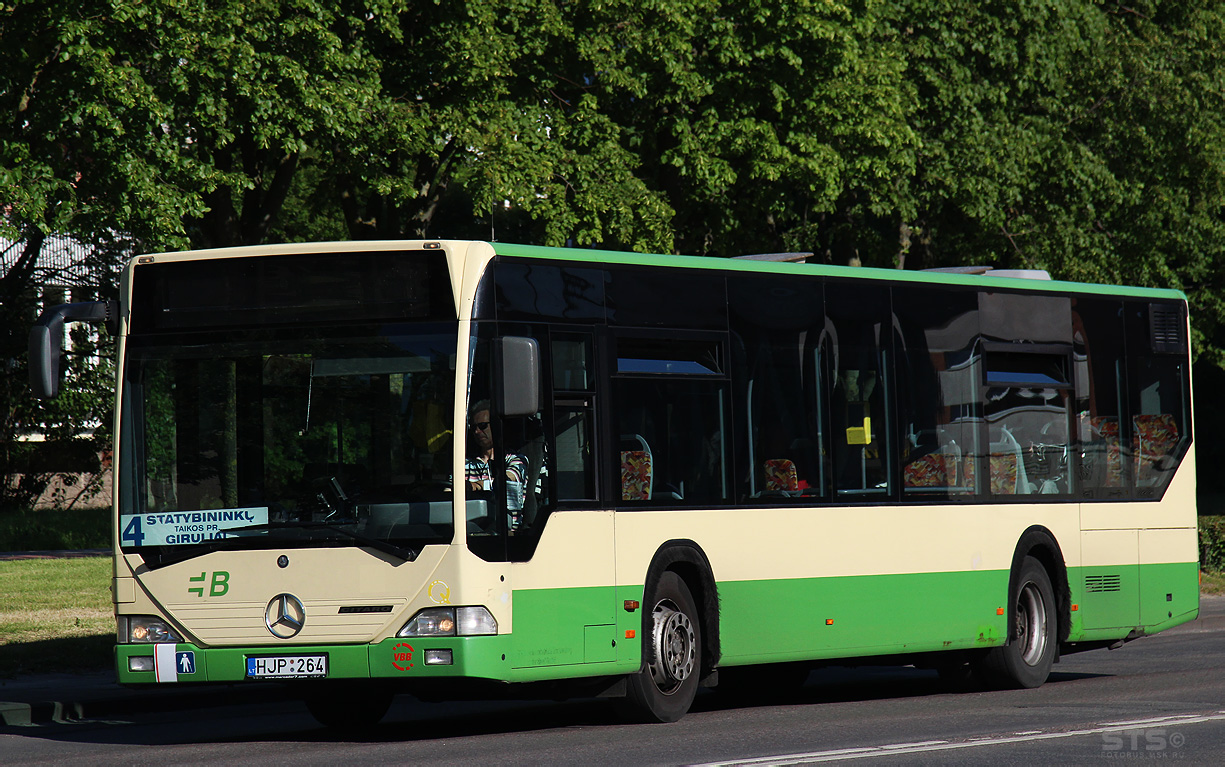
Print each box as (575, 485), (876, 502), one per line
(30, 240), (1199, 726)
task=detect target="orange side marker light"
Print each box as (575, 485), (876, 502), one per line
(997, 608), (1005, 615)
(625, 630), (636, 639)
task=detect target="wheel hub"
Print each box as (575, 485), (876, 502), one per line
(648, 600), (696, 694)
(1015, 582), (1049, 666)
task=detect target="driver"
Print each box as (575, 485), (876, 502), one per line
(465, 400), (529, 530)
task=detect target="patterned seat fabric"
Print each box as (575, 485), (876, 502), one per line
(621, 450), (652, 501)
(1090, 416), (1123, 487)
(1133, 414), (1179, 485)
(903, 453), (956, 488)
(989, 453), (1018, 495)
(764, 458), (799, 492)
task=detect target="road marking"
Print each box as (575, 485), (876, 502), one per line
(689, 711), (1225, 765)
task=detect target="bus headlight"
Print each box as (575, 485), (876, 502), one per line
(124, 615), (182, 644)
(398, 606), (497, 637)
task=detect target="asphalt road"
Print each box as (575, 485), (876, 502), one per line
(4, 596), (1224, 766)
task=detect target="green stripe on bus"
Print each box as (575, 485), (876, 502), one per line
(717, 569), (1010, 665)
(1068, 561), (1199, 635)
(114, 561), (1197, 685)
(489, 242), (1186, 300)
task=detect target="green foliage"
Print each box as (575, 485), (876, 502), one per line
(0, 507), (110, 551)
(880, 1), (1225, 365)
(0, 304), (113, 511)
(1201, 516), (1225, 574)
(4, 0), (1225, 499)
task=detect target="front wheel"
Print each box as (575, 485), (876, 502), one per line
(975, 556), (1056, 689)
(617, 571), (702, 723)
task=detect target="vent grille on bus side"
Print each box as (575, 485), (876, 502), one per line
(1149, 304), (1184, 354)
(1085, 574), (1123, 593)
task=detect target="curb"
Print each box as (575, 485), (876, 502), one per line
(0, 549), (110, 561)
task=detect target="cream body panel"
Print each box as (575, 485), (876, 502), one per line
(510, 510), (616, 591)
(613, 504), (1082, 585)
(447, 240), (497, 541)
(124, 545), (455, 646)
(1139, 527), (1199, 566)
(1081, 529), (1139, 568)
(1081, 449), (1197, 531)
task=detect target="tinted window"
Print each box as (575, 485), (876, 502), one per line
(729, 276), (827, 501)
(826, 283), (892, 496)
(130, 250), (454, 332)
(606, 266), (727, 329)
(489, 261), (606, 322)
(1125, 301), (1191, 498)
(894, 287), (981, 500)
(613, 334), (731, 505)
(1073, 297), (1127, 499)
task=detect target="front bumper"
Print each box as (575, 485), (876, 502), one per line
(117, 635), (515, 685)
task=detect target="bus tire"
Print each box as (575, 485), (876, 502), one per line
(976, 556), (1056, 689)
(617, 570), (702, 723)
(304, 687), (393, 729)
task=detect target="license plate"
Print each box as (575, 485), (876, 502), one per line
(245, 654), (328, 679)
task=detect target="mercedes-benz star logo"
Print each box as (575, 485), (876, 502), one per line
(265, 593), (306, 639)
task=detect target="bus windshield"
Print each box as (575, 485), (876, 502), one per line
(118, 323), (459, 565)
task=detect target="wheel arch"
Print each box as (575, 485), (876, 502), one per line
(1008, 526), (1071, 644)
(642, 539), (721, 674)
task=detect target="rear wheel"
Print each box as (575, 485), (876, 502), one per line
(617, 571), (702, 723)
(975, 556), (1056, 689)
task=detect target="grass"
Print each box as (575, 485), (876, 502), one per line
(0, 556), (113, 676)
(1200, 570), (1225, 596)
(0, 506), (110, 551)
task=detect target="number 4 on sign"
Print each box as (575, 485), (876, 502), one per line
(121, 515), (145, 547)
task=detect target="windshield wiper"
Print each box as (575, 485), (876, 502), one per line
(137, 521), (417, 570)
(225, 521), (418, 562)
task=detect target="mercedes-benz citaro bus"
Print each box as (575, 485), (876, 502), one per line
(29, 240), (1198, 727)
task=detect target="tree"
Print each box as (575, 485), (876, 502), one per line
(1, 0), (399, 507)
(326, 0), (677, 250)
(572, 0), (919, 259)
(876, 0), (1225, 364)
(3, 0), (1224, 505)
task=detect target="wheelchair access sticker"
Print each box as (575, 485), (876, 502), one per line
(154, 645), (195, 682)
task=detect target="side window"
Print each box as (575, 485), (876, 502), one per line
(826, 283), (892, 497)
(981, 347), (1074, 497)
(613, 336), (730, 505)
(1073, 297), (1127, 499)
(1125, 302), (1190, 498)
(552, 333), (597, 501)
(466, 325), (552, 563)
(728, 275), (826, 501)
(893, 287), (981, 500)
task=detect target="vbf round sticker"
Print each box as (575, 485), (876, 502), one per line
(392, 642), (414, 671)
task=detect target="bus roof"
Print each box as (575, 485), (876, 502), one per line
(490, 242), (1187, 302)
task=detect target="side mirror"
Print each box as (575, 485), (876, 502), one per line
(29, 300), (116, 400)
(496, 336), (541, 417)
